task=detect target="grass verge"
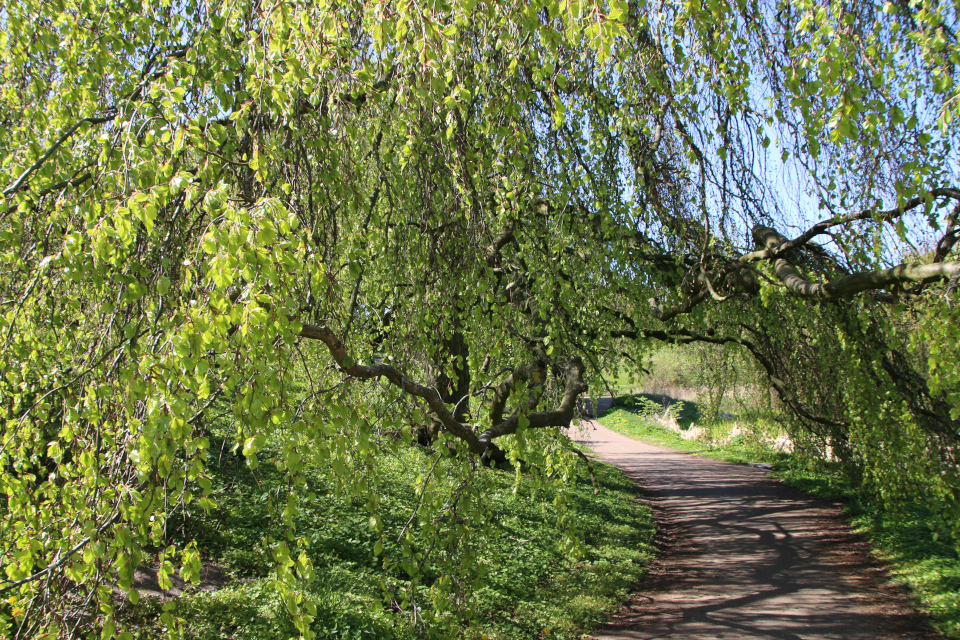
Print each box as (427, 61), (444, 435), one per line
(599, 394), (960, 639)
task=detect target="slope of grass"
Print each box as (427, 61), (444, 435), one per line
(119, 434), (655, 640)
(600, 395), (960, 639)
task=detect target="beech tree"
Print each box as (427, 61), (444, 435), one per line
(1, 0), (958, 636)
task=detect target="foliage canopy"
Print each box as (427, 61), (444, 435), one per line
(2, 0), (959, 636)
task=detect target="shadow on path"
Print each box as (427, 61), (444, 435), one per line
(575, 398), (938, 640)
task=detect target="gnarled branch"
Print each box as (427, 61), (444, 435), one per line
(298, 324), (590, 459)
(489, 360), (547, 426)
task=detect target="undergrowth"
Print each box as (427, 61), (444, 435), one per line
(600, 393), (960, 639)
(118, 428), (655, 640)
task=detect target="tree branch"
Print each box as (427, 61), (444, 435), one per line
(648, 290), (708, 321)
(753, 225), (960, 299)
(740, 188), (960, 263)
(3, 47), (193, 198)
(298, 323), (484, 453)
(3, 118), (114, 198)
(478, 357), (588, 443)
(489, 361), (546, 426)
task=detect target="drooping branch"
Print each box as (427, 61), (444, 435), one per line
(1, 169), (94, 223)
(0, 512), (120, 596)
(934, 203), (960, 264)
(753, 225), (960, 299)
(3, 117), (114, 198)
(298, 324), (590, 459)
(646, 263), (760, 321)
(648, 290), (708, 321)
(4, 47), (192, 199)
(571, 447), (599, 495)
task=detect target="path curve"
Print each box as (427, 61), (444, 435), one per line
(574, 399), (937, 640)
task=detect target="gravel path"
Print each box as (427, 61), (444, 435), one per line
(574, 399), (938, 640)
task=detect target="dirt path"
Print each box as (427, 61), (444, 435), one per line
(575, 399), (938, 640)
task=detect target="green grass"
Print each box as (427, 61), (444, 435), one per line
(602, 394), (790, 466)
(600, 393), (960, 639)
(120, 432), (655, 640)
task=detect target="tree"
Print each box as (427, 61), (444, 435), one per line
(1, 0), (958, 636)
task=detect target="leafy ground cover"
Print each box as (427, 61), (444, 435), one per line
(118, 424), (655, 640)
(600, 394), (960, 639)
